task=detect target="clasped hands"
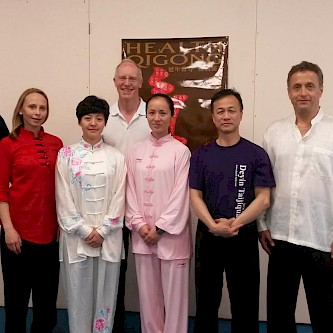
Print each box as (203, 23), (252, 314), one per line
(209, 217), (242, 238)
(85, 229), (104, 248)
(138, 224), (161, 246)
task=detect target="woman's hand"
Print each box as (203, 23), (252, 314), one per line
(143, 226), (162, 246)
(5, 226), (22, 254)
(85, 230), (104, 248)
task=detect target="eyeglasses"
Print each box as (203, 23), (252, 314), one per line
(116, 76), (139, 83)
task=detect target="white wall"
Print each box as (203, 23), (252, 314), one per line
(1, 0), (333, 323)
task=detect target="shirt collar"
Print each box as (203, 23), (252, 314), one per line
(19, 126), (45, 139)
(149, 133), (173, 146)
(311, 108), (324, 125)
(291, 108), (324, 126)
(111, 98), (145, 116)
(80, 137), (103, 151)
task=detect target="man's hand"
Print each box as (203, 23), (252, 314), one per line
(209, 217), (241, 237)
(259, 230), (275, 255)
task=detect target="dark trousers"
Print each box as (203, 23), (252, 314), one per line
(0, 231), (59, 333)
(267, 240), (333, 333)
(194, 222), (260, 333)
(113, 226), (130, 333)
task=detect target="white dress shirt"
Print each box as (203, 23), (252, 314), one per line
(258, 109), (333, 253)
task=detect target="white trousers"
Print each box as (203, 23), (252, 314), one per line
(61, 252), (120, 333)
(135, 254), (189, 333)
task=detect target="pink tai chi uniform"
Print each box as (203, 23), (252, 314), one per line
(126, 133), (192, 333)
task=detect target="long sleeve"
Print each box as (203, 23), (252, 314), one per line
(98, 154), (126, 236)
(154, 147), (191, 235)
(125, 149), (146, 232)
(56, 149), (92, 239)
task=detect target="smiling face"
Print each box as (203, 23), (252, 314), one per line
(21, 92), (48, 133)
(288, 70), (323, 117)
(211, 95), (243, 135)
(79, 113), (106, 145)
(113, 61), (143, 101)
(146, 96), (173, 139)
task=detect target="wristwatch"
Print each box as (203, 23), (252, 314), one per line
(156, 227), (165, 235)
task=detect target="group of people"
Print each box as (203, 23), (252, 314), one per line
(0, 59), (331, 333)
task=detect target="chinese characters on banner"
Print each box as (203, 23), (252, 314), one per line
(122, 37), (229, 152)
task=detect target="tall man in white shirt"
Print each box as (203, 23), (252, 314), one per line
(258, 61), (333, 333)
(103, 59), (151, 333)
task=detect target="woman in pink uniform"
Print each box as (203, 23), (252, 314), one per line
(126, 93), (192, 333)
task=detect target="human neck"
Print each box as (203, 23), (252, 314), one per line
(24, 125), (41, 138)
(118, 97), (141, 123)
(295, 107), (319, 136)
(82, 136), (101, 146)
(216, 133), (241, 147)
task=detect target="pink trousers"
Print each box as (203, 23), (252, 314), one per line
(134, 254), (190, 333)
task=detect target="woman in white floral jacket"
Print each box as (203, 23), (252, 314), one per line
(56, 96), (126, 333)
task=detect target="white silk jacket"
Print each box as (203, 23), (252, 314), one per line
(56, 138), (126, 263)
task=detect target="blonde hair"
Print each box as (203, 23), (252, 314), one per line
(114, 58), (143, 79)
(10, 88), (49, 139)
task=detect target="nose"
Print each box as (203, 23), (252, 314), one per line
(153, 113), (161, 121)
(90, 118), (97, 125)
(223, 111), (231, 119)
(300, 86), (308, 96)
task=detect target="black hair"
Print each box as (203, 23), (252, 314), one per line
(145, 93), (175, 116)
(76, 95), (110, 124)
(210, 88), (243, 112)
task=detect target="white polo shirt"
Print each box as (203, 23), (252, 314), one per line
(103, 99), (151, 156)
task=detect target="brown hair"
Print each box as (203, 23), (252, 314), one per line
(287, 61), (323, 88)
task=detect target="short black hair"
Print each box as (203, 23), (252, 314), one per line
(211, 88), (243, 112)
(287, 61), (323, 87)
(145, 93), (175, 116)
(76, 95), (110, 124)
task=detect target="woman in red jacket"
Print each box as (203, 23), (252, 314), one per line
(0, 88), (63, 333)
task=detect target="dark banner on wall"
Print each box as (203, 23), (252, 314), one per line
(122, 37), (229, 152)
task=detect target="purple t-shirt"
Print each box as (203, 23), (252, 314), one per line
(189, 138), (275, 223)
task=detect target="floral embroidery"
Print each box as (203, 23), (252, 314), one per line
(71, 157), (82, 166)
(110, 217), (119, 225)
(68, 146), (89, 186)
(93, 307), (112, 333)
(60, 146), (72, 158)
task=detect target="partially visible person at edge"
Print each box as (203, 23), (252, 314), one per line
(258, 60), (333, 333)
(103, 58), (150, 333)
(189, 88), (275, 333)
(126, 93), (192, 333)
(0, 115), (9, 140)
(56, 96), (126, 333)
(0, 88), (63, 333)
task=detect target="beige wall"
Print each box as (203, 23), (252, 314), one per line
(1, 0), (333, 323)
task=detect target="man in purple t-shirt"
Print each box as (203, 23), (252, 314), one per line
(189, 88), (275, 333)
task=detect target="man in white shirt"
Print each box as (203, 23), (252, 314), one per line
(103, 59), (151, 333)
(258, 61), (333, 333)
